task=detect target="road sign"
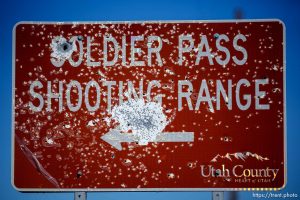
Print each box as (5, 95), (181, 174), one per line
(12, 20), (286, 191)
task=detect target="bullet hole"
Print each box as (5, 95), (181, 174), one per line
(77, 35), (83, 41)
(167, 173), (175, 179)
(63, 43), (68, 51)
(215, 171), (220, 177)
(124, 159), (131, 164)
(187, 162), (196, 169)
(76, 170), (83, 178)
(261, 75), (268, 80)
(214, 33), (219, 39)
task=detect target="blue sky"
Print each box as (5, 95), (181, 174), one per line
(1, 0), (300, 199)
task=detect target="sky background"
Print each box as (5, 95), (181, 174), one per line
(1, 0), (299, 200)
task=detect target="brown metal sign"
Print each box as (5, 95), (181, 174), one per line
(12, 20), (286, 191)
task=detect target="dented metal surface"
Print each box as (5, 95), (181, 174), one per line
(12, 20), (286, 191)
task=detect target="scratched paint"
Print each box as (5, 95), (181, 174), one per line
(13, 21), (285, 190)
(111, 99), (168, 145)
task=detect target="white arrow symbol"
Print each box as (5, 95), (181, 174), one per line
(101, 129), (194, 151)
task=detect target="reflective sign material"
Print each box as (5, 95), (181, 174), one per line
(12, 20), (286, 191)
